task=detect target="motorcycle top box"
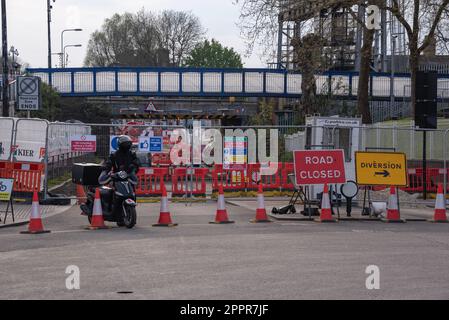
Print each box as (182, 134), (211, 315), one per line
(72, 163), (103, 186)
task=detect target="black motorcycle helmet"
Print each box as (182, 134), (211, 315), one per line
(118, 135), (133, 152)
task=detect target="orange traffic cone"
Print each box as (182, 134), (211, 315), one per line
(382, 187), (405, 223)
(430, 184), (448, 223)
(86, 188), (109, 230)
(76, 185), (87, 205)
(210, 184), (234, 224)
(21, 191), (51, 234)
(251, 184), (271, 223)
(316, 184), (336, 223)
(153, 182), (178, 227)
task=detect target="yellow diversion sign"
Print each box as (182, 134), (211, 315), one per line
(355, 152), (408, 187)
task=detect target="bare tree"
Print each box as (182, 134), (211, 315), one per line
(85, 13), (137, 66)
(157, 10), (206, 66)
(374, 0), (449, 116)
(132, 10), (161, 66)
(84, 9), (205, 67)
(291, 34), (328, 115)
(347, 3), (382, 124)
(234, 0), (281, 60)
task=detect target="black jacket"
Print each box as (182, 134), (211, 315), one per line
(104, 150), (141, 175)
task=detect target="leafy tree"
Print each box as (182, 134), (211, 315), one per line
(183, 39), (243, 68)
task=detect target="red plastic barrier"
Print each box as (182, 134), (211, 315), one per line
(281, 163), (295, 191)
(172, 167), (209, 197)
(372, 168), (446, 193)
(136, 167), (169, 197)
(246, 163), (282, 190)
(152, 153), (172, 166)
(421, 168), (443, 193)
(11, 162), (45, 193)
(0, 161), (13, 179)
(212, 164), (246, 192)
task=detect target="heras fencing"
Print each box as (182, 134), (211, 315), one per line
(1, 117), (449, 206)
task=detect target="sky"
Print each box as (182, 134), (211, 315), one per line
(6, 0), (265, 69)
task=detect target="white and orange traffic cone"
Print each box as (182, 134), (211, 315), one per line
(430, 184), (448, 223)
(153, 182), (178, 227)
(251, 184), (271, 223)
(210, 184), (235, 224)
(316, 184), (336, 223)
(76, 184), (87, 205)
(21, 191), (51, 234)
(86, 188), (109, 230)
(382, 187), (405, 223)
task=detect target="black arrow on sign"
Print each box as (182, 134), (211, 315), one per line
(374, 170), (391, 178)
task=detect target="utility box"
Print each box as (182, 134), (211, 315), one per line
(72, 163), (103, 186)
(304, 116), (362, 198)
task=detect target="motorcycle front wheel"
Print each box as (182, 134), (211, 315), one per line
(122, 205), (137, 229)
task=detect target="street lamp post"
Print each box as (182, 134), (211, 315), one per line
(63, 44), (82, 68)
(9, 46), (19, 76)
(47, 0), (55, 69)
(60, 28), (82, 67)
(2, 0), (9, 117)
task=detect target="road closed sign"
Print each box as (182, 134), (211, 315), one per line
(355, 152), (408, 187)
(294, 150), (346, 185)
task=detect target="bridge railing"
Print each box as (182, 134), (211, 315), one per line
(26, 67), (449, 100)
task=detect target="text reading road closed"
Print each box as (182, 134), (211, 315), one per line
(356, 152), (408, 187)
(294, 150), (346, 185)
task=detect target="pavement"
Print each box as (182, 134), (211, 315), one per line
(230, 200), (438, 221)
(0, 202), (74, 229)
(0, 199), (448, 300)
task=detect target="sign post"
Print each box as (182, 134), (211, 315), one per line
(0, 178), (14, 224)
(16, 76), (41, 112)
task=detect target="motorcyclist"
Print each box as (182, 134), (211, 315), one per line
(99, 135), (141, 222)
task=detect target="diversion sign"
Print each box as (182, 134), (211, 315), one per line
(355, 152), (408, 187)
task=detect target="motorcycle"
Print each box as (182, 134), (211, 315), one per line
(81, 171), (138, 229)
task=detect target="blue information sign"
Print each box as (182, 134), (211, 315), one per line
(149, 137), (163, 153)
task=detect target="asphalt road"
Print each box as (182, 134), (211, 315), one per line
(0, 201), (448, 300)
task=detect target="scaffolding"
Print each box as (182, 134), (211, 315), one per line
(275, 0), (409, 72)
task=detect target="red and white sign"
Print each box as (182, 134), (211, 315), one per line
(294, 150), (346, 185)
(70, 135), (97, 152)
